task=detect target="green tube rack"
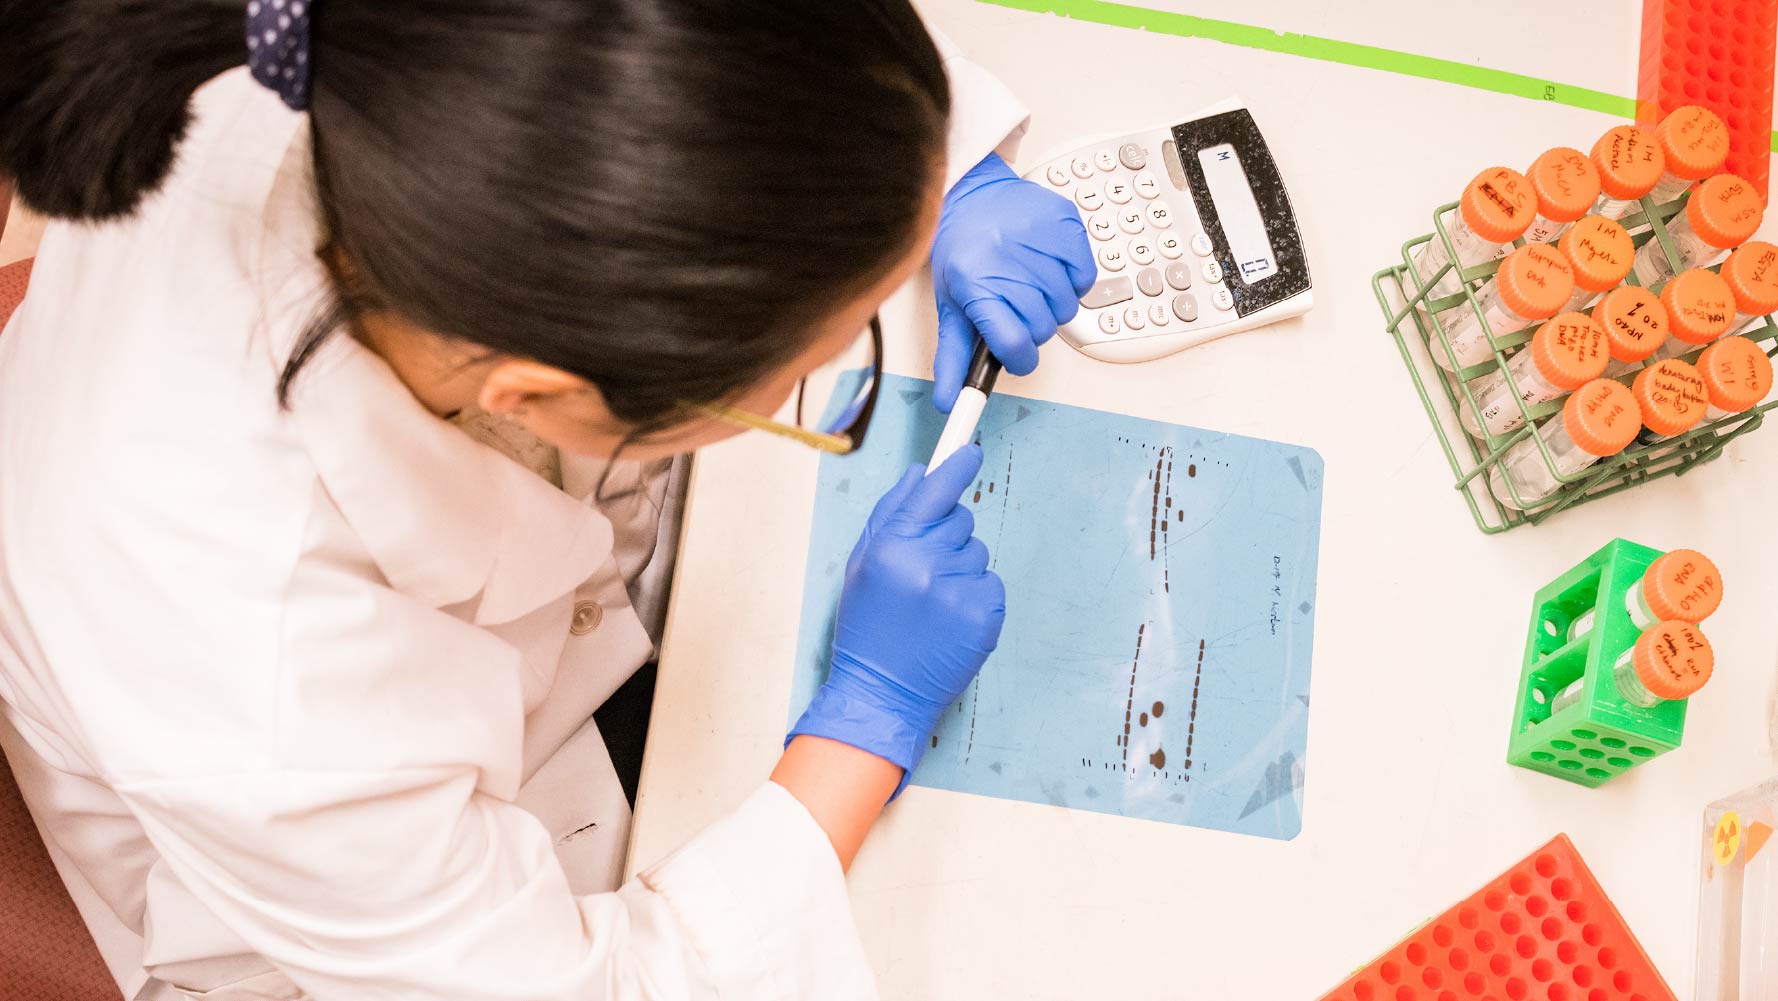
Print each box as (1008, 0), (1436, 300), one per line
(1508, 538), (1686, 788)
(1373, 191), (1778, 534)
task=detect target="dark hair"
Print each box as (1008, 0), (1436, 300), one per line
(1, 1), (951, 427)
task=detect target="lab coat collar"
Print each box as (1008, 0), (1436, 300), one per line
(253, 124), (613, 625)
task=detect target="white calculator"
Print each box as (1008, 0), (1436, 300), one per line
(1027, 100), (1313, 363)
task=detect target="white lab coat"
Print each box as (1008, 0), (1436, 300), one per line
(0, 31), (1027, 1001)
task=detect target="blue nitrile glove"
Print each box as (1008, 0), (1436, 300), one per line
(789, 445), (1006, 794)
(930, 152), (1098, 413)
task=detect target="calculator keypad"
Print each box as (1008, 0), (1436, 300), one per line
(1044, 142), (1229, 339)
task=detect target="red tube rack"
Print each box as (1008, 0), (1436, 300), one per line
(1638, 0), (1777, 199)
(1317, 835), (1677, 1001)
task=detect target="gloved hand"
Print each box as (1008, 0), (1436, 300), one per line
(930, 152), (1098, 413)
(788, 445), (1006, 793)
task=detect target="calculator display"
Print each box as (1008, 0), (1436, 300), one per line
(1197, 144), (1278, 283)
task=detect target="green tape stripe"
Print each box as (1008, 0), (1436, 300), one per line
(979, 0), (1778, 152)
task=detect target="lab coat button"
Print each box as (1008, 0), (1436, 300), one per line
(570, 601), (604, 635)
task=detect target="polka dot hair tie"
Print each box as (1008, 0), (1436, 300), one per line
(245, 0), (313, 110)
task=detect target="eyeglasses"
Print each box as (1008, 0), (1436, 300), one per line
(699, 314), (883, 455)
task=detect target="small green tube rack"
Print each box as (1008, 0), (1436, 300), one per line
(1508, 538), (1686, 788)
(1373, 191), (1778, 534)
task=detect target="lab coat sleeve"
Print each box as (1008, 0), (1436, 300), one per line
(112, 561), (875, 1001)
(928, 25), (1032, 190)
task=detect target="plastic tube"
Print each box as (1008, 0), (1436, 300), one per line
(1557, 216), (1633, 311)
(1567, 549), (1722, 642)
(1632, 174), (1764, 285)
(1461, 313), (1607, 438)
(1697, 335), (1775, 421)
(1646, 106), (1730, 205)
(1594, 286), (1670, 378)
(1408, 167), (1537, 299)
(1589, 125), (1665, 220)
(1517, 147), (1603, 247)
(1550, 621), (1714, 713)
(1719, 241), (1778, 336)
(1434, 243), (1574, 371)
(1489, 379), (1641, 510)
(1629, 358), (1708, 446)
(1648, 268), (1736, 363)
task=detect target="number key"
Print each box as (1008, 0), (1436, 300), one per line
(1075, 187), (1105, 212)
(1128, 238), (1155, 266)
(1087, 214), (1116, 241)
(1133, 171), (1161, 199)
(1117, 206), (1145, 234)
(1156, 232), (1184, 259)
(1145, 202), (1175, 229)
(1104, 178), (1133, 205)
(1098, 246), (1127, 273)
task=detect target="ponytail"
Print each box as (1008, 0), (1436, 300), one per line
(0, 0), (244, 220)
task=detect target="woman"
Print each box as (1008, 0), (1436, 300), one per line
(0, 1), (1093, 999)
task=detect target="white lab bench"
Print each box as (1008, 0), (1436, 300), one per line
(629, 2), (1778, 997)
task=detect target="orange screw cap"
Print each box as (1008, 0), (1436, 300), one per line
(1459, 167), (1538, 244)
(1527, 147), (1603, 223)
(1498, 244), (1576, 321)
(1657, 105), (1731, 181)
(1631, 358), (1709, 436)
(1590, 125), (1666, 200)
(1531, 313), (1610, 390)
(1630, 621), (1714, 701)
(1592, 286), (1670, 362)
(1661, 269), (1737, 344)
(1684, 174), (1765, 249)
(1697, 335), (1775, 413)
(1641, 549), (1724, 624)
(1720, 241), (1778, 316)
(1562, 378), (1641, 456)
(1558, 216), (1634, 292)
